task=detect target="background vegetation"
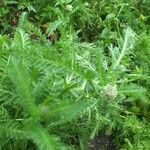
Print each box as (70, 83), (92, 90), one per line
(0, 0), (150, 149)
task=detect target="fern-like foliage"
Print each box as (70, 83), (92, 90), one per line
(26, 125), (68, 150)
(0, 0), (150, 149)
(0, 13), (96, 150)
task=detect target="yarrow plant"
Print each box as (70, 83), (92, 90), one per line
(0, 0), (150, 150)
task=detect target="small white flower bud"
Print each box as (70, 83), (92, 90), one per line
(66, 5), (73, 12)
(102, 84), (118, 100)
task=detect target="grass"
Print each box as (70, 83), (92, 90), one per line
(0, 0), (150, 149)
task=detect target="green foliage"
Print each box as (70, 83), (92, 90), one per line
(0, 0), (150, 150)
(0, 14), (96, 149)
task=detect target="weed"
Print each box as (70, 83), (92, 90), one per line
(0, 1), (150, 149)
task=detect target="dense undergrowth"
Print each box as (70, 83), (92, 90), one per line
(0, 0), (150, 150)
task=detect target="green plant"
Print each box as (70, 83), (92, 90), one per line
(0, 13), (96, 149)
(0, 1), (150, 150)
